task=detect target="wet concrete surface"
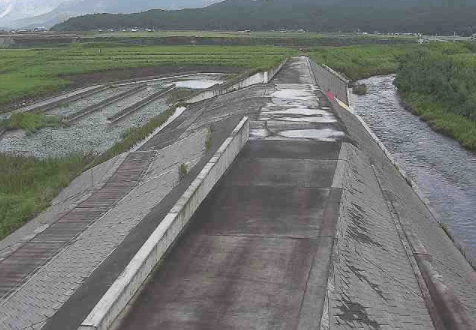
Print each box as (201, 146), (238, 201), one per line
(117, 57), (344, 330)
(118, 138), (341, 330)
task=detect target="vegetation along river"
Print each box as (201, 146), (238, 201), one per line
(351, 75), (476, 265)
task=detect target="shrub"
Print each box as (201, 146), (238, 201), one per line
(352, 83), (368, 95)
(179, 163), (188, 181)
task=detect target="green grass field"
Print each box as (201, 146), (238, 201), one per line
(0, 44), (296, 110)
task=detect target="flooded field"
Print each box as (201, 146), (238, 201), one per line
(351, 75), (476, 264)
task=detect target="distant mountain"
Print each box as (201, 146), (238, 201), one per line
(51, 0), (476, 35)
(1, 0), (222, 29)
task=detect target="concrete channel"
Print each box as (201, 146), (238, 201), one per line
(0, 57), (475, 330)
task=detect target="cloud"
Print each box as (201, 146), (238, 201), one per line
(0, 3), (13, 18)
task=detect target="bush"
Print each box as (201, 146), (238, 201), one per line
(179, 163), (188, 181)
(352, 83), (367, 95)
(205, 127), (213, 151)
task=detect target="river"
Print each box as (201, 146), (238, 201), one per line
(350, 75), (476, 264)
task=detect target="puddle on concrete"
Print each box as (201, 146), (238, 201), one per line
(250, 128), (271, 138)
(278, 129), (345, 141)
(274, 116), (337, 123)
(175, 80), (222, 89)
(262, 107), (326, 116)
(271, 89), (315, 101)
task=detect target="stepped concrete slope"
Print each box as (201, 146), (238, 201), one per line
(0, 57), (475, 330)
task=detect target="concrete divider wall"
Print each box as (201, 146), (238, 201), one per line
(78, 117), (250, 330)
(309, 60), (349, 105)
(186, 59), (287, 104)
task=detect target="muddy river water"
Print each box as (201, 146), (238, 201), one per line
(351, 75), (476, 264)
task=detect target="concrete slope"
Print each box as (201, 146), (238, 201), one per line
(116, 56), (345, 330)
(323, 84), (476, 329)
(114, 57), (437, 330)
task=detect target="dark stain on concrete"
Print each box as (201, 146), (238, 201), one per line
(347, 265), (387, 301)
(348, 203), (385, 250)
(336, 299), (381, 329)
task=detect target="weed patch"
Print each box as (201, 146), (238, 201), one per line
(205, 127), (213, 151)
(0, 153), (93, 239)
(1, 112), (65, 135)
(179, 163), (188, 181)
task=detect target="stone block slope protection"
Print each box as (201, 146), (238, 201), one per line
(309, 59), (476, 330)
(78, 117), (250, 330)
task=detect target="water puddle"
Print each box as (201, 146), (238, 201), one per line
(175, 80), (222, 89)
(262, 107), (325, 116)
(278, 128), (345, 141)
(250, 128), (271, 138)
(271, 89), (315, 101)
(274, 116), (337, 123)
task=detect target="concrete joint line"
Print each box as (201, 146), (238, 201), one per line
(78, 117), (250, 330)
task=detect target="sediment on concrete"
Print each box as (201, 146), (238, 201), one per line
(310, 58), (476, 330)
(78, 117), (250, 330)
(186, 59), (287, 104)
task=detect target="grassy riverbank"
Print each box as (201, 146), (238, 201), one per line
(311, 42), (476, 150)
(309, 42), (476, 81)
(0, 44), (295, 111)
(310, 44), (414, 80)
(394, 46), (476, 150)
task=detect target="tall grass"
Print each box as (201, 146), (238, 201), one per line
(1, 112), (64, 135)
(0, 153), (93, 238)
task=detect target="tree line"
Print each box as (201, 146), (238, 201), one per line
(51, 0), (476, 35)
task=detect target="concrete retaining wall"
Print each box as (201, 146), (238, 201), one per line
(308, 60), (349, 105)
(186, 59), (287, 104)
(77, 117), (250, 330)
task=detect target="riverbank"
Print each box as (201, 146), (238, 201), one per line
(311, 42), (476, 150)
(398, 92), (476, 150)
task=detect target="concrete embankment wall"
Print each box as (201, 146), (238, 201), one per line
(186, 59), (287, 104)
(309, 59), (476, 330)
(308, 59), (349, 105)
(78, 117), (250, 330)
